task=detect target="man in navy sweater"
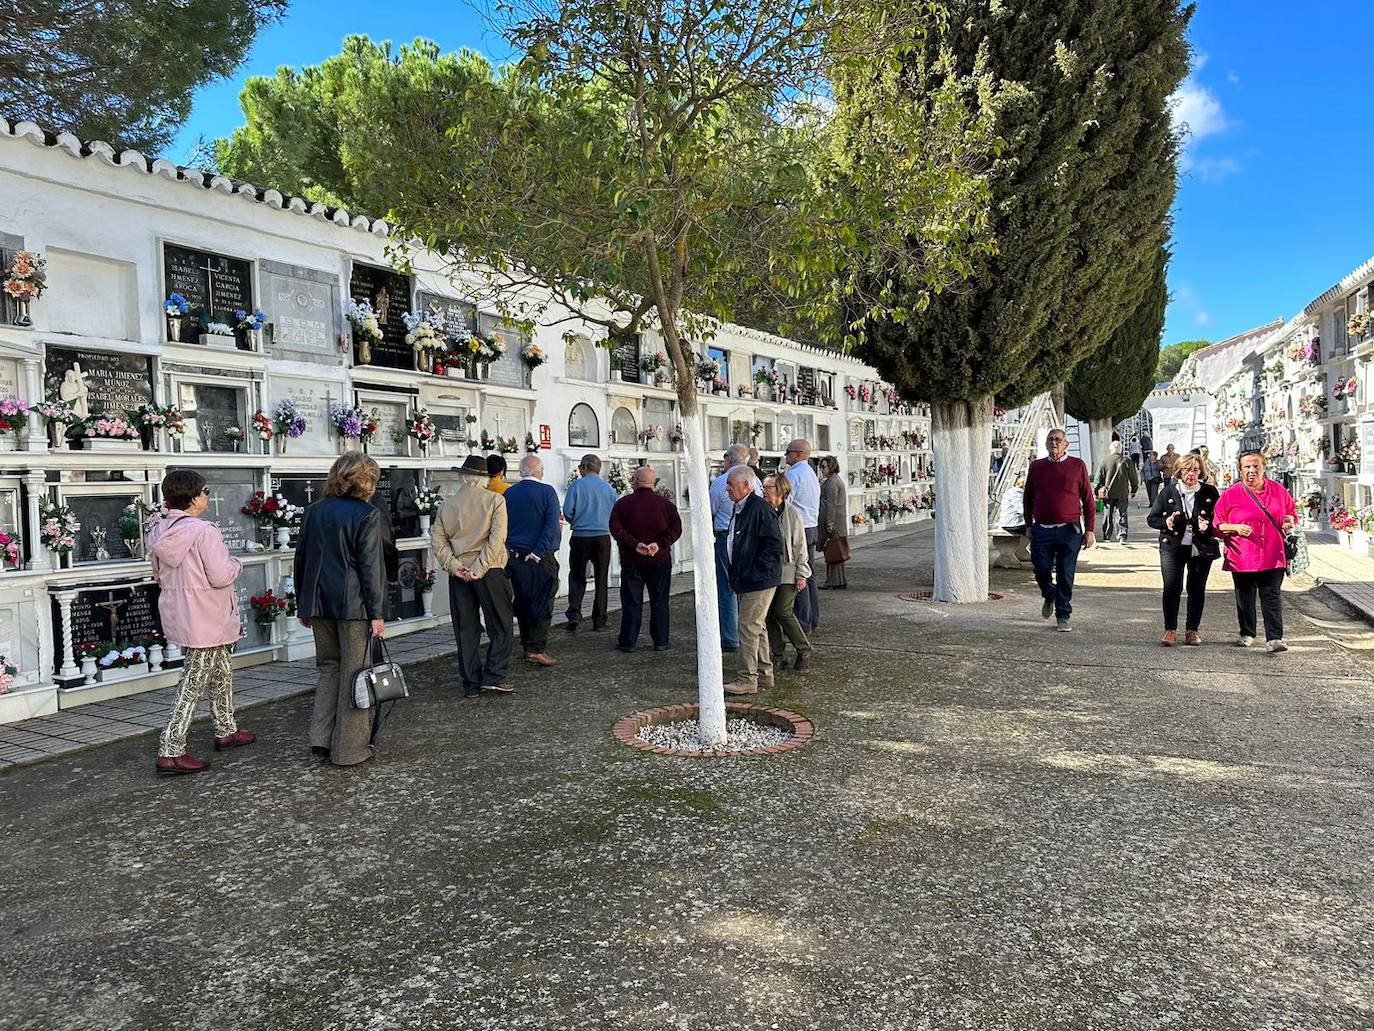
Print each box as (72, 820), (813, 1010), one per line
(1023, 428), (1096, 632)
(503, 454), (563, 667)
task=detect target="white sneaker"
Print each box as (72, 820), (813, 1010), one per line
(1267, 639), (1289, 653)
(1236, 635), (1255, 648)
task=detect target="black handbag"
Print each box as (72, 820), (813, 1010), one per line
(350, 637), (409, 709)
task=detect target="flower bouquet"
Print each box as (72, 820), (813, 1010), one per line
(520, 343), (547, 369)
(415, 487), (444, 517)
(3, 250), (45, 325)
(39, 498), (77, 560)
(224, 426), (247, 450)
(1349, 311), (1371, 342)
(164, 293), (190, 341)
(711, 378), (729, 395)
(0, 397), (27, 448)
(0, 656), (17, 695)
(271, 399), (307, 454)
(79, 415), (140, 451)
(477, 334), (506, 365)
(0, 527), (19, 567)
(345, 299), (383, 364)
(407, 410), (437, 451)
(694, 356), (720, 383)
(201, 320), (237, 348)
(250, 590), (289, 627)
(403, 310), (445, 371)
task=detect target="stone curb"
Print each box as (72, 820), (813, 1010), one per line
(611, 701), (815, 758)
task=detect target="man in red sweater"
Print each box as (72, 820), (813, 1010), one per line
(609, 465), (682, 652)
(1022, 428), (1096, 631)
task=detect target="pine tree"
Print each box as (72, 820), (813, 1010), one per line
(848, 0), (1191, 601)
(1066, 246), (1170, 463)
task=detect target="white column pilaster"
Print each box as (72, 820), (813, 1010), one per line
(24, 471), (51, 571)
(53, 588), (79, 679)
(21, 358), (47, 452)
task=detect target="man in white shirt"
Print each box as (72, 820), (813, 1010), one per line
(785, 438), (821, 632)
(708, 443), (759, 651)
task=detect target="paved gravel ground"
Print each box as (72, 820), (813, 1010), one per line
(3, 517), (1373, 1031)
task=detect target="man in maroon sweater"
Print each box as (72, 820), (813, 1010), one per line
(1022, 428), (1096, 631)
(609, 466), (683, 652)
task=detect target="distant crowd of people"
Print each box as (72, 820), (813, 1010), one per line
(149, 440), (854, 775)
(1002, 430), (1299, 650)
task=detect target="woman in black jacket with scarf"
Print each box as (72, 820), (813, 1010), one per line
(1146, 452), (1219, 646)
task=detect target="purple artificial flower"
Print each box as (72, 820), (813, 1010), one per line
(289, 416), (306, 438)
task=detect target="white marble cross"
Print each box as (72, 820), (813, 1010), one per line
(206, 489), (225, 519)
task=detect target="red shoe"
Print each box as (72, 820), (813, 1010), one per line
(213, 730), (256, 751)
(156, 754), (209, 776)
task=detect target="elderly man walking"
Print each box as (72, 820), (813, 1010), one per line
(503, 454), (562, 668)
(609, 466), (682, 652)
(1094, 439), (1140, 544)
(1024, 427), (1096, 632)
(431, 455), (513, 696)
(723, 466), (784, 695)
(562, 453), (618, 632)
(785, 437), (821, 632)
(708, 443), (759, 652)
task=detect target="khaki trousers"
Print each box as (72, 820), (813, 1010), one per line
(736, 587), (776, 685)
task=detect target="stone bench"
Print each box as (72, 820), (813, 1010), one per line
(989, 529), (1031, 569)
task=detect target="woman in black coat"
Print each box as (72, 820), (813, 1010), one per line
(294, 452), (387, 766)
(1145, 452), (1220, 646)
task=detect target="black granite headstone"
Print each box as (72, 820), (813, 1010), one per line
(163, 243), (254, 341)
(179, 383), (246, 453)
(68, 492), (142, 562)
(612, 334), (641, 384)
(275, 474), (328, 512)
(55, 582), (163, 669)
(389, 550), (427, 620)
(348, 262), (414, 369)
(44, 345), (154, 418)
(375, 467), (421, 539)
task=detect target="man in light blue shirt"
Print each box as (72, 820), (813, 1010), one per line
(785, 438), (821, 632)
(562, 453), (620, 631)
(708, 443), (760, 651)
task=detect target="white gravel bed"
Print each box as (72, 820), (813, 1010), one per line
(636, 716), (792, 752)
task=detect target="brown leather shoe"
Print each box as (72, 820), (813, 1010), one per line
(1160, 630), (1178, 647)
(723, 679), (759, 696)
(1184, 630), (1202, 646)
(213, 730), (256, 751)
(757, 677), (775, 691)
(156, 754), (209, 776)
(482, 682), (514, 693)
(525, 652), (559, 667)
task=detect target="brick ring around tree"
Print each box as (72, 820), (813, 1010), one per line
(612, 703), (814, 758)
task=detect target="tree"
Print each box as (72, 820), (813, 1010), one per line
(849, 0), (1191, 602)
(1155, 338), (1209, 383)
(1066, 246), (1170, 463)
(0, 0), (286, 155)
(218, 10), (996, 743)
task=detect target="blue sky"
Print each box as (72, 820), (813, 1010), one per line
(170, 0), (1374, 349)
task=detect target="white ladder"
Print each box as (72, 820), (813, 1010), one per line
(988, 392), (1058, 525)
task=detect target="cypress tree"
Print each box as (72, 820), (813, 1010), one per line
(848, 0), (1191, 602)
(1066, 246), (1170, 463)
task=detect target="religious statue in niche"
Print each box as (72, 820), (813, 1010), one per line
(375, 286), (391, 325)
(59, 365), (91, 419)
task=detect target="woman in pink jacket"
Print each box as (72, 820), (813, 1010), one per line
(147, 470), (253, 776)
(1213, 450), (1298, 653)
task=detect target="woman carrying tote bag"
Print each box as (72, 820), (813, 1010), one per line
(817, 456), (850, 589)
(294, 452), (388, 765)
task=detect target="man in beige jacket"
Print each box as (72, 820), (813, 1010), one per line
(432, 455), (513, 696)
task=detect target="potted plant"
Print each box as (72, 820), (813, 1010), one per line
(415, 486), (443, 536)
(199, 319), (237, 349)
(0, 398), (27, 451)
(640, 350), (669, 386)
(164, 294), (189, 342)
(345, 299), (384, 365)
(271, 399), (307, 455)
(117, 503), (144, 558)
(712, 377), (728, 396)
(234, 308), (267, 350)
(77, 642), (99, 683)
(3, 250), (45, 326)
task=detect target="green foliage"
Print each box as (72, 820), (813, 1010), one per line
(850, 0), (1192, 409)
(1155, 338), (1210, 383)
(0, 0), (286, 154)
(1065, 247), (1169, 424)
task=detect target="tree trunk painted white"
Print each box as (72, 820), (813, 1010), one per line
(1050, 383), (1066, 427)
(679, 401), (726, 744)
(930, 397), (995, 603)
(1087, 417), (1114, 472)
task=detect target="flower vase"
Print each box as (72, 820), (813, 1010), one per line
(433, 356), (446, 377)
(148, 644), (164, 672)
(275, 527), (292, 552)
(248, 328), (263, 352)
(49, 420), (66, 448)
(276, 435), (288, 456)
(419, 514), (432, 537)
(356, 336), (373, 365)
(417, 350), (434, 374)
(167, 315), (182, 342)
(139, 425), (159, 451)
(478, 363), (490, 381)
(422, 591), (434, 617)
(80, 656), (96, 684)
(611, 370), (623, 382)
(13, 299), (31, 327)
(0, 436), (14, 453)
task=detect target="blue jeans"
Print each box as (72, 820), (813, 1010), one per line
(714, 532), (739, 648)
(1030, 524), (1083, 619)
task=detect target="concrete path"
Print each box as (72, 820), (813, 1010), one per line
(2, 518), (1373, 1030)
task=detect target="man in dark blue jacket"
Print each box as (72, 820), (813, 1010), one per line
(723, 467), (784, 695)
(503, 454), (562, 668)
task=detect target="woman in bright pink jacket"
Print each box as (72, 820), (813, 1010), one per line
(146, 469), (253, 776)
(1213, 450), (1298, 653)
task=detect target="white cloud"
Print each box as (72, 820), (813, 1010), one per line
(1194, 310), (1212, 326)
(1227, 71), (1241, 84)
(1169, 77), (1231, 144)
(1196, 156), (1241, 182)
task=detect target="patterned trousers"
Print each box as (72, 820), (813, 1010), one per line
(158, 645), (237, 757)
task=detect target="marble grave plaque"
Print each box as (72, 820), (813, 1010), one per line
(368, 398), (410, 457)
(375, 466), (421, 540)
(387, 548), (427, 621)
(274, 473), (327, 512)
(163, 243), (254, 341)
(349, 262), (413, 369)
(235, 563), (270, 649)
(261, 260), (343, 362)
(177, 382), (246, 453)
(55, 582), (163, 669)
(67, 492), (141, 563)
(268, 377), (343, 456)
(199, 468), (260, 553)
